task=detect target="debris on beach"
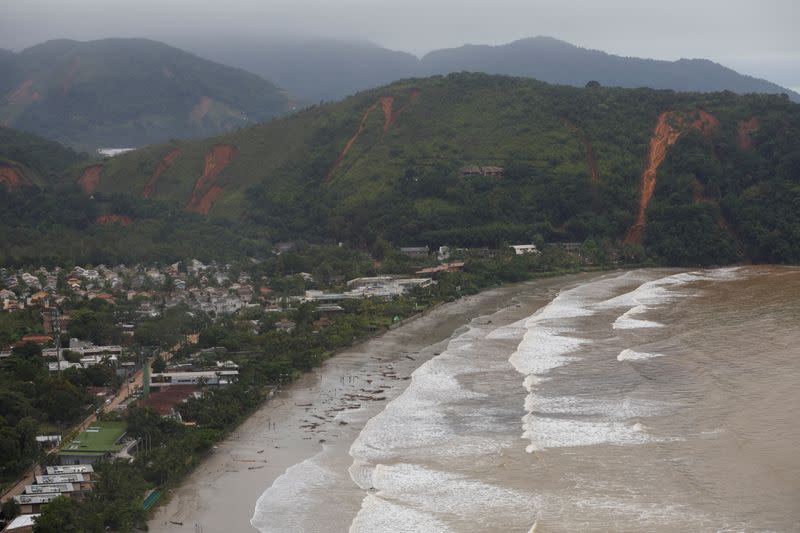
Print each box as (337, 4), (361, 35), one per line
(344, 393), (386, 401)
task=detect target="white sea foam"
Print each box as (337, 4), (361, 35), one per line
(509, 271), (690, 453)
(508, 325), (584, 375)
(526, 393), (665, 418)
(349, 495), (454, 533)
(617, 348), (666, 361)
(349, 315), (521, 475)
(251, 450), (339, 532)
(349, 355), (484, 465)
(612, 305), (665, 329)
(522, 415), (653, 452)
(349, 464), (539, 532)
(506, 279), (608, 377)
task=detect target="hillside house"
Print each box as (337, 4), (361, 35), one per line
(510, 244), (540, 255)
(460, 165), (505, 178)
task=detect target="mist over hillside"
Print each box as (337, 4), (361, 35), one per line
(0, 38), (289, 151)
(184, 36), (800, 103)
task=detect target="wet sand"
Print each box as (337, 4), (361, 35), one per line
(147, 278), (589, 533)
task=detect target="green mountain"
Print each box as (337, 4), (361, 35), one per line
(185, 36), (800, 103)
(0, 126), (87, 189)
(86, 73), (800, 265)
(0, 39), (289, 152)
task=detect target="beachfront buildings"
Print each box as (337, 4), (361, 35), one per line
(150, 370), (239, 389)
(58, 421), (128, 465)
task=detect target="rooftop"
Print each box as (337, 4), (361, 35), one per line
(139, 384), (200, 416)
(4, 514), (40, 530)
(61, 421), (127, 455)
(45, 465), (94, 475)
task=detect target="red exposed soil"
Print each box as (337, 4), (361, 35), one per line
(325, 89), (421, 182)
(186, 144), (236, 214)
(624, 110), (720, 244)
(386, 89), (422, 129)
(380, 96), (394, 132)
(188, 186), (224, 215)
(736, 116), (760, 151)
(190, 96), (214, 124)
(143, 148), (181, 198)
(0, 164), (29, 190)
(382, 88), (421, 132)
(78, 165), (104, 194)
(324, 104), (377, 182)
(7, 79), (41, 105)
(96, 214), (132, 226)
(690, 110), (720, 137)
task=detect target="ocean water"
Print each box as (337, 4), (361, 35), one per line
(256, 267), (800, 532)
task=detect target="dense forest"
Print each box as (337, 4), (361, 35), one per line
(1, 74), (799, 267)
(89, 74), (800, 265)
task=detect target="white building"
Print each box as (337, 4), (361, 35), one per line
(510, 244), (540, 255)
(150, 370), (239, 388)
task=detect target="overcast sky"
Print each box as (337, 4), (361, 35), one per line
(3, 0), (798, 91)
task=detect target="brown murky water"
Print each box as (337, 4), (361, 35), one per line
(257, 267), (800, 532)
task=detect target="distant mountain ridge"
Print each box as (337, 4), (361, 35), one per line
(0, 38), (289, 151)
(186, 36), (800, 103)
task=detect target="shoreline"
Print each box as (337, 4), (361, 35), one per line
(147, 273), (599, 533)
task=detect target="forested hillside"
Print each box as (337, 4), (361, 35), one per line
(3, 74), (799, 266)
(0, 39), (289, 151)
(86, 73), (800, 265)
(0, 126), (87, 188)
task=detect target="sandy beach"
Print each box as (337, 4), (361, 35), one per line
(148, 275), (591, 533)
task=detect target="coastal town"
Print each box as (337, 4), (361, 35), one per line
(0, 241), (593, 531)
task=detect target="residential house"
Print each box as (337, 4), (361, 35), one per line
(150, 370), (239, 389)
(510, 244), (540, 255)
(274, 319), (296, 333)
(2, 513), (40, 532)
(460, 165), (505, 178)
